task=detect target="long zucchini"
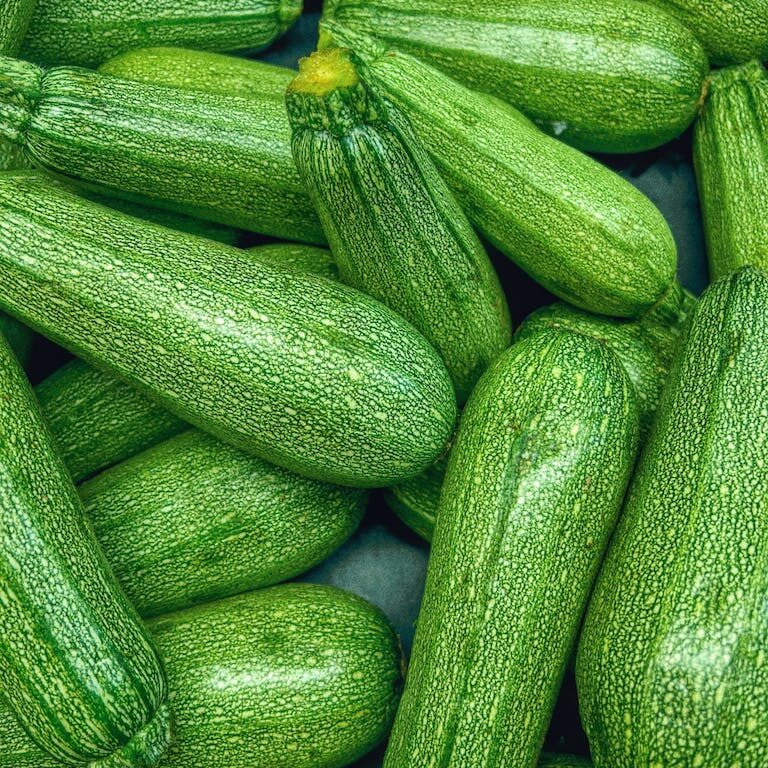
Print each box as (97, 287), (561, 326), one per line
(0, 331), (170, 765)
(0, 584), (404, 768)
(694, 60), (768, 280)
(287, 48), (511, 402)
(322, 0), (708, 153)
(577, 266), (768, 767)
(21, 0), (302, 68)
(320, 25), (680, 319)
(0, 172), (456, 487)
(385, 328), (638, 767)
(0, 55), (322, 244)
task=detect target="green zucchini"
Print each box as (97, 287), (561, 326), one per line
(694, 60), (768, 281)
(322, 0), (708, 154)
(385, 328), (638, 768)
(287, 48), (511, 402)
(577, 266), (768, 767)
(249, 242), (338, 280)
(0, 331), (170, 765)
(0, 172), (456, 487)
(0, 584), (404, 768)
(81, 428), (367, 617)
(647, 0), (768, 65)
(539, 756), (592, 768)
(0, 55), (323, 244)
(0, 312), (34, 366)
(21, 0), (302, 68)
(319, 26), (680, 319)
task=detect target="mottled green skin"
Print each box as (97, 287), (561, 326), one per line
(0, 584), (404, 768)
(0, 333), (170, 765)
(577, 267), (768, 767)
(321, 29), (678, 319)
(0, 313), (34, 366)
(323, 0), (708, 153)
(0, 55), (322, 244)
(22, 0), (302, 68)
(385, 329), (639, 768)
(539, 756), (592, 768)
(81, 429), (367, 617)
(694, 61), (768, 281)
(648, 0), (768, 65)
(249, 242), (338, 280)
(0, 173), (456, 487)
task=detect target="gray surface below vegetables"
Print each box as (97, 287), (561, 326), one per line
(24, 8), (708, 766)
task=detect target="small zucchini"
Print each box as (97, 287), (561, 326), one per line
(577, 266), (768, 767)
(287, 48), (511, 402)
(385, 329), (638, 767)
(694, 60), (768, 280)
(0, 331), (170, 765)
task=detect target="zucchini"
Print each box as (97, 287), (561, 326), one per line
(81, 428), (367, 617)
(0, 55), (323, 244)
(694, 60), (768, 281)
(0, 330), (170, 765)
(322, 0), (709, 153)
(0, 584), (404, 768)
(0, 172), (456, 487)
(287, 48), (511, 402)
(539, 756), (592, 768)
(0, 313), (33, 366)
(319, 26), (680, 319)
(577, 266), (768, 767)
(385, 328), (638, 768)
(21, 0), (302, 68)
(249, 242), (338, 280)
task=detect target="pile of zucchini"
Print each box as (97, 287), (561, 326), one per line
(0, 0), (766, 766)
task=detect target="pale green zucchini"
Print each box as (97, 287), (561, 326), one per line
(21, 0), (302, 68)
(320, 26), (680, 319)
(577, 266), (768, 767)
(0, 312), (34, 366)
(0, 584), (404, 768)
(0, 172), (456, 487)
(0, 331), (170, 765)
(322, 0), (708, 153)
(287, 48), (511, 402)
(250, 242), (338, 280)
(694, 60), (768, 280)
(385, 329), (638, 767)
(0, 55), (323, 244)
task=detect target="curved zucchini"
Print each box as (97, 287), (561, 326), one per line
(22, 0), (302, 68)
(320, 26), (680, 319)
(322, 0), (708, 153)
(287, 48), (511, 402)
(694, 60), (768, 280)
(0, 173), (456, 487)
(0, 332), (170, 765)
(577, 266), (768, 767)
(0, 584), (404, 768)
(81, 429), (367, 617)
(0, 54), (322, 244)
(385, 329), (638, 767)
(0, 313), (33, 366)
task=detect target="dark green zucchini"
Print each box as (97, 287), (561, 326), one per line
(385, 328), (638, 767)
(319, 26), (681, 319)
(322, 0), (709, 153)
(287, 48), (511, 402)
(539, 756), (592, 768)
(577, 266), (768, 767)
(21, 0), (302, 68)
(694, 60), (768, 280)
(0, 54), (322, 244)
(0, 313), (34, 366)
(0, 172), (456, 487)
(0, 330), (170, 765)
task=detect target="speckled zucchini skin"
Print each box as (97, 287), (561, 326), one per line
(251, 242), (338, 280)
(21, 0), (302, 68)
(694, 60), (768, 280)
(385, 329), (638, 768)
(0, 55), (322, 244)
(323, 0), (708, 153)
(0, 333), (170, 766)
(0, 313), (33, 366)
(320, 28), (679, 319)
(81, 429), (367, 617)
(577, 266), (768, 767)
(287, 49), (511, 403)
(0, 173), (456, 487)
(0, 584), (404, 768)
